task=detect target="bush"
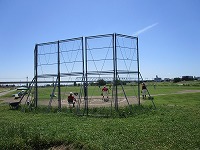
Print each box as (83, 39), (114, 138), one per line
(173, 78), (181, 83)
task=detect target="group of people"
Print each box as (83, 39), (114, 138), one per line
(67, 83), (148, 107)
(67, 85), (109, 107)
(102, 83), (149, 100)
(102, 84), (149, 100)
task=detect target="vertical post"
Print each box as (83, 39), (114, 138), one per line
(81, 37), (86, 114)
(84, 37), (88, 115)
(82, 37), (85, 89)
(113, 33), (118, 110)
(58, 41), (61, 110)
(26, 76), (28, 87)
(112, 34), (115, 110)
(34, 44), (38, 108)
(136, 37), (141, 105)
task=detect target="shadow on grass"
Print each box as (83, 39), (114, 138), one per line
(20, 104), (156, 119)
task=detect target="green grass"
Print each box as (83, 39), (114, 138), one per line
(36, 80), (200, 99)
(0, 87), (13, 93)
(0, 105), (200, 149)
(3, 81), (200, 100)
(153, 93), (200, 107)
(0, 82), (200, 149)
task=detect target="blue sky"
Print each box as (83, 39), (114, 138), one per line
(0, 0), (200, 81)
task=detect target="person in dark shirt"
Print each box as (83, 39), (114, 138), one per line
(141, 83), (147, 99)
(68, 92), (76, 107)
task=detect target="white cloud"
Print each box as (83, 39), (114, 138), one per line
(133, 23), (158, 36)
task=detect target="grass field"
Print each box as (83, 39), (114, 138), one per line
(0, 87), (13, 93)
(0, 81), (200, 149)
(2, 81), (200, 99)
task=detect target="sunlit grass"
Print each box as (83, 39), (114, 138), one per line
(0, 82), (200, 149)
(0, 91), (200, 149)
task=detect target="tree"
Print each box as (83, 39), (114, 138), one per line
(113, 79), (126, 85)
(173, 78), (181, 83)
(97, 79), (106, 86)
(182, 76), (194, 81)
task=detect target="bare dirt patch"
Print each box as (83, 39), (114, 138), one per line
(38, 96), (139, 108)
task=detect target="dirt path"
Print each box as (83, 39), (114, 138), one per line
(0, 89), (16, 97)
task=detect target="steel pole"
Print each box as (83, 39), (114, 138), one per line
(34, 44), (38, 108)
(114, 33), (118, 110)
(84, 37), (88, 115)
(58, 41), (61, 109)
(136, 37), (141, 105)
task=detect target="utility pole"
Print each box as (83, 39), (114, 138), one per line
(26, 76), (28, 87)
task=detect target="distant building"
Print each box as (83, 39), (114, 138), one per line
(194, 77), (200, 80)
(154, 75), (162, 82)
(164, 78), (171, 82)
(182, 76), (193, 81)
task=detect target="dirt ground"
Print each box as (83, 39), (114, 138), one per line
(37, 95), (139, 108)
(0, 91), (140, 108)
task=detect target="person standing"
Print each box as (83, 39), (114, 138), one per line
(102, 85), (109, 101)
(68, 92), (76, 107)
(154, 83), (156, 89)
(141, 83), (147, 99)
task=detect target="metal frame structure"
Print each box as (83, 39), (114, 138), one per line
(33, 33), (141, 114)
(34, 37), (84, 110)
